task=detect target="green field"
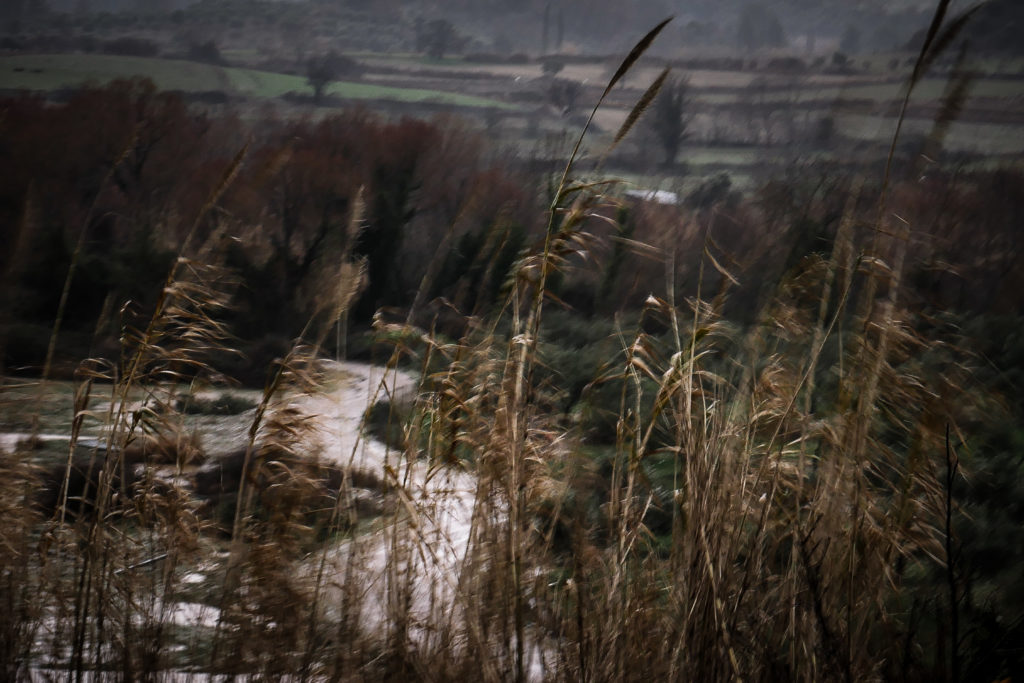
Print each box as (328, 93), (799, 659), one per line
(0, 53), (516, 109)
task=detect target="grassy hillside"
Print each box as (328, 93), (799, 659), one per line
(0, 53), (516, 108)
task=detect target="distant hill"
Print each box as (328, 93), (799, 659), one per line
(10, 0), (1015, 59)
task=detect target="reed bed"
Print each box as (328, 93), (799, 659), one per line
(0, 3), (1013, 680)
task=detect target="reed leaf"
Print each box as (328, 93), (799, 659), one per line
(912, 1), (987, 87)
(879, 0), (983, 225)
(911, 0), (954, 85)
(920, 42), (975, 168)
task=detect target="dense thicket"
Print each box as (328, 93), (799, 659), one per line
(3, 79), (1024, 381)
(0, 80), (539, 378)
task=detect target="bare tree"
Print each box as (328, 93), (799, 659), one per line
(305, 52), (362, 105)
(418, 19), (460, 60)
(306, 52), (338, 105)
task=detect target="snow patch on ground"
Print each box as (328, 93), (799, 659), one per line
(295, 361), (552, 678)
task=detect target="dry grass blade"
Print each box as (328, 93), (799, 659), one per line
(920, 42), (975, 168)
(704, 244), (740, 288)
(934, 43), (973, 133)
(911, 1), (987, 87)
(912, 0), (954, 85)
(882, 0), (984, 201)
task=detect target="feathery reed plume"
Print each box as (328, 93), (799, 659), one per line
(604, 66), (671, 159)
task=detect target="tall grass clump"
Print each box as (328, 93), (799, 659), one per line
(351, 5), (998, 680)
(15, 150), (245, 679)
(375, 184), (971, 678)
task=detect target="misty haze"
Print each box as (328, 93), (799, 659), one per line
(1, 0), (1022, 680)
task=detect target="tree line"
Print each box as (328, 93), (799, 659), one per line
(2, 77), (1022, 383)
(0, 79), (539, 380)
